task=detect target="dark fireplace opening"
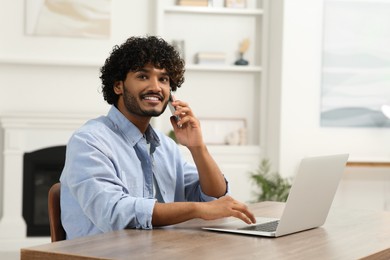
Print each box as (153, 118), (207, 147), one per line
(23, 145), (66, 237)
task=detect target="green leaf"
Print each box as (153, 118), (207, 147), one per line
(249, 158), (292, 202)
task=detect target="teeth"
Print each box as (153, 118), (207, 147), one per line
(144, 96), (159, 101)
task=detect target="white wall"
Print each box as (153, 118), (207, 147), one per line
(0, 0), (260, 210)
(1, 0), (389, 216)
(268, 0), (390, 176)
(0, 1), (155, 258)
(267, 0), (390, 212)
(0, 0), (155, 115)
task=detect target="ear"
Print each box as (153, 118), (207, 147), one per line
(114, 81), (123, 95)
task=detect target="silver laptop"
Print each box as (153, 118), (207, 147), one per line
(203, 154), (349, 237)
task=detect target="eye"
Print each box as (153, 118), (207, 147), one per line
(137, 74), (148, 80)
(160, 76), (170, 83)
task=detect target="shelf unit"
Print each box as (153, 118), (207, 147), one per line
(154, 0), (268, 152)
(163, 6), (263, 15)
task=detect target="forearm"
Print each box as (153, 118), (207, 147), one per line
(152, 202), (199, 226)
(188, 145), (227, 198)
(152, 196), (257, 227)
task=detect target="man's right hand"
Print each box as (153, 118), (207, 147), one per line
(197, 196), (256, 224)
(152, 196), (256, 227)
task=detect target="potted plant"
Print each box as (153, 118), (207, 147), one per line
(249, 159), (292, 202)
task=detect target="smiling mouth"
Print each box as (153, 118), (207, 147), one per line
(141, 93), (165, 106)
(143, 96), (162, 101)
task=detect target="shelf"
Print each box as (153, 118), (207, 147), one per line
(186, 64), (262, 73)
(165, 6), (263, 16)
(322, 67), (390, 74)
(0, 56), (102, 67)
(155, 0), (268, 146)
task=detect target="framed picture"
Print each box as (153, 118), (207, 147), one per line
(320, 0), (390, 128)
(199, 118), (247, 145)
(25, 0), (111, 38)
(0, 0), (112, 66)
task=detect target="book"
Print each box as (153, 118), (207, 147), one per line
(194, 52), (226, 65)
(176, 0), (209, 7)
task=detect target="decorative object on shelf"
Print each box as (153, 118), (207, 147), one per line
(234, 38), (249, 65)
(225, 127), (247, 145)
(194, 52), (226, 65)
(171, 39), (186, 60)
(249, 159), (292, 203)
(199, 118), (246, 145)
(225, 0), (246, 8)
(176, 0), (209, 7)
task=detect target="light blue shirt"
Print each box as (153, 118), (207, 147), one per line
(60, 106), (227, 239)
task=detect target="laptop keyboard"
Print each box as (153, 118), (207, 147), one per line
(238, 220), (279, 232)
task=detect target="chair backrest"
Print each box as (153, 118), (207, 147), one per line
(48, 182), (66, 242)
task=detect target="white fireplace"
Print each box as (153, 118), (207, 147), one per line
(0, 112), (93, 255)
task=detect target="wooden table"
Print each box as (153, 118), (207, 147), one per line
(347, 161), (390, 168)
(21, 202), (390, 260)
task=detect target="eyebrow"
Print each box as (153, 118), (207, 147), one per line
(136, 67), (169, 77)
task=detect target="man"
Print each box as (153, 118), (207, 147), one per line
(60, 35), (256, 239)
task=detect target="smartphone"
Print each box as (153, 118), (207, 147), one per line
(169, 92), (180, 122)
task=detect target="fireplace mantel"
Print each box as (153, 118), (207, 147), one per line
(0, 112), (98, 251)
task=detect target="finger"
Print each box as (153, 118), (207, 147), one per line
(170, 116), (182, 129)
(173, 102), (194, 116)
(173, 100), (188, 107)
(244, 210), (256, 224)
(177, 115), (199, 130)
(175, 107), (192, 118)
(232, 202), (256, 224)
(231, 210), (253, 224)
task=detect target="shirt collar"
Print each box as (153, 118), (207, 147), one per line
(107, 106), (160, 152)
(144, 124), (160, 154)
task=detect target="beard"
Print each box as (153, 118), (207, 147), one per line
(122, 87), (168, 117)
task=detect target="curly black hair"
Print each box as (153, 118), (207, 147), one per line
(100, 35), (185, 105)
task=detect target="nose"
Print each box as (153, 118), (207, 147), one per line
(149, 76), (162, 92)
